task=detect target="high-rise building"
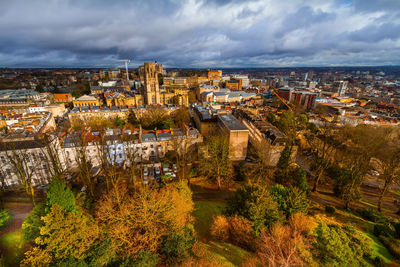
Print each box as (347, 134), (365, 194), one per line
(332, 81), (348, 96)
(143, 62), (160, 105)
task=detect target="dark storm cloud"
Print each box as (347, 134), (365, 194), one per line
(0, 0), (400, 67)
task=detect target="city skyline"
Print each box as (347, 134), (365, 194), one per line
(1, 0), (400, 68)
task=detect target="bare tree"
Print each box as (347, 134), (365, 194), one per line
(4, 146), (36, 204)
(199, 136), (234, 189)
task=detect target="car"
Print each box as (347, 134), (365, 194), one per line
(371, 170), (380, 176)
(245, 157), (252, 162)
(155, 167), (161, 175)
(149, 168), (155, 178)
(143, 167), (149, 176)
(143, 176), (149, 185)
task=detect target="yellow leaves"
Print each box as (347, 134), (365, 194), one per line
(25, 204), (101, 263)
(21, 247), (52, 267)
(96, 182), (194, 256)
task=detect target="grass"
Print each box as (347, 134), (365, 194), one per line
(0, 230), (26, 266)
(193, 200), (254, 266)
(193, 200), (227, 238)
(364, 233), (394, 263)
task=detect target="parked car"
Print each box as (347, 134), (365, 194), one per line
(143, 167), (149, 176)
(155, 167), (161, 175)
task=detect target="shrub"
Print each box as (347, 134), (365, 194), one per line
(374, 223), (395, 238)
(210, 215), (229, 242)
(210, 215), (255, 250)
(226, 185), (281, 234)
(257, 223), (305, 267)
(314, 222), (371, 266)
(0, 209), (10, 229)
(22, 202), (46, 242)
(270, 185), (309, 219)
(160, 225), (196, 264)
(227, 215), (254, 250)
(325, 205), (336, 214)
(288, 213), (316, 237)
(357, 208), (387, 223)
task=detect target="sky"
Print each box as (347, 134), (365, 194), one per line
(0, 0), (400, 68)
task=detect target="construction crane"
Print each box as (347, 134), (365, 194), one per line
(270, 87), (293, 110)
(118, 59), (131, 82)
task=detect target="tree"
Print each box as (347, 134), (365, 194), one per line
(257, 223), (305, 267)
(45, 178), (76, 213)
(41, 134), (66, 182)
(141, 107), (169, 130)
(270, 185), (309, 219)
(371, 129), (400, 211)
(173, 107), (190, 128)
(226, 184), (281, 234)
(248, 140), (274, 184)
(0, 209), (10, 229)
(160, 225), (196, 264)
(314, 222), (371, 266)
(334, 126), (385, 209)
(22, 202), (45, 242)
(3, 145), (36, 204)
(199, 136), (234, 189)
(114, 116), (125, 128)
(305, 126), (336, 192)
(128, 110), (139, 126)
(73, 135), (95, 197)
(274, 145), (291, 183)
(22, 204), (101, 265)
(35, 84), (44, 93)
(96, 182), (194, 256)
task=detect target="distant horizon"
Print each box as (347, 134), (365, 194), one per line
(1, 65), (400, 70)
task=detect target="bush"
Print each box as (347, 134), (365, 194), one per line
(270, 185), (309, 219)
(0, 209), (10, 229)
(314, 222), (371, 266)
(288, 213), (316, 237)
(210, 215), (229, 242)
(160, 225), (196, 264)
(227, 216), (254, 250)
(226, 184), (281, 234)
(22, 202), (46, 242)
(357, 208), (387, 223)
(374, 223), (395, 238)
(325, 205), (336, 214)
(210, 215), (255, 250)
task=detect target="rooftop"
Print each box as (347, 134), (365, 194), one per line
(218, 114), (248, 131)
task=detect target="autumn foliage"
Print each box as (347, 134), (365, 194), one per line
(96, 181), (194, 256)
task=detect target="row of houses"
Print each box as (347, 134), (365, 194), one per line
(0, 126), (202, 188)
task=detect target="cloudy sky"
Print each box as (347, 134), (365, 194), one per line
(0, 0), (400, 68)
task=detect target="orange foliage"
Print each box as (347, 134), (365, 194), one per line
(257, 224), (304, 267)
(288, 213), (317, 237)
(96, 182), (193, 256)
(210, 215), (229, 242)
(210, 215), (254, 249)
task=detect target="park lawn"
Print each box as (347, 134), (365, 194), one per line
(364, 233), (393, 263)
(0, 230), (26, 266)
(193, 200), (254, 266)
(193, 200), (227, 239)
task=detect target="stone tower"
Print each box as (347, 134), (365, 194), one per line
(143, 62), (160, 105)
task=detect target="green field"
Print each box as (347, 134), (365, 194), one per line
(193, 200), (253, 266)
